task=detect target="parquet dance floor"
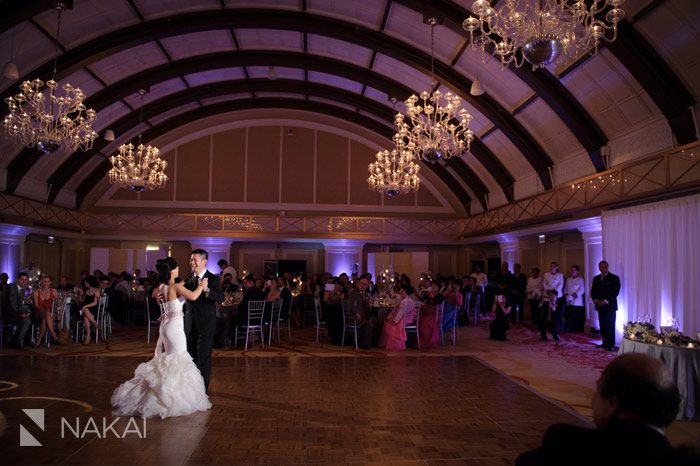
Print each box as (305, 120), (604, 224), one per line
(0, 355), (590, 465)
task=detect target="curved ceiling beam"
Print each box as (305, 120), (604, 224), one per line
(73, 99), (475, 214)
(605, 21), (697, 145)
(395, 0), (609, 171)
(1, 8), (549, 189)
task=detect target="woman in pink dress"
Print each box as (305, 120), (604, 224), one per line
(379, 285), (417, 351)
(418, 281), (442, 349)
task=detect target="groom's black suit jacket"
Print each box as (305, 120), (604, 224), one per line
(184, 270), (224, 334)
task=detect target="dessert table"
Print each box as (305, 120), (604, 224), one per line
(618, 337), (700, 420)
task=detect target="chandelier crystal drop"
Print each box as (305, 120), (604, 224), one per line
(462, 0), (626, 69)
(2, 4), (98, 154)
(396, 18), (474, 163)
(108, 90), (168, 192)
(368, 133), (420, 196)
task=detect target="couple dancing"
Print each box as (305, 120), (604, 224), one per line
(111, 249), (223, 419)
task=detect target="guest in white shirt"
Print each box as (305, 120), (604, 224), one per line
(470, 266), (487, 314)
(564, 265), (585, 332)
(526, 267), (544, 326)
(217, 259), (237, 285)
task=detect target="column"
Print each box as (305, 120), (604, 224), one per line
(497, 234), (520, 271)
(578, 217), (602, 334)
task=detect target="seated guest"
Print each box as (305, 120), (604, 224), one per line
(515, 353), (686, 466)
(234, 275), (265, 327)
(489, 281), (511, 341)
(324, 279), (345, 345)
(346, 276), (374, 349)
(217, 259), (237, 284)
(4, 272), (33, 348)
(418, 281), (442, 349)
(441, 281), (459, 333)
(56, 275), (75, 293)
(539, 290), (561, 342)
(263, 278), (282, 323)
(378, 285), (418, 351)
(32, 275), (60, 345)
(79, 276), (100, 344)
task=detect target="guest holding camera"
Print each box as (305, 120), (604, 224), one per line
(489, 281), (511, 341)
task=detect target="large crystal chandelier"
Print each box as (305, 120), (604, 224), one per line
(397, 18), (474, 163)
(462, 0), (626, 70)
(108, 90), (168, 192)
(368, 132), (420, 196)
(2, 3), (98, 154)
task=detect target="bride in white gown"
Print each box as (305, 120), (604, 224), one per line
(111, 257), (212, 419)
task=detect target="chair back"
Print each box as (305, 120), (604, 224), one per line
(435, 302), (444, 325)
(314, 297), (323, 323)
(270, 299), (282, 322)
(403, 301), (421, 327)
(247, 300), (265, 325)
(342, 300), (355, 324)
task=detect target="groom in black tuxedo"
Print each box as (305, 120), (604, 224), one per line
(185, 249), (224, 393)
(590, 260), (621, 351)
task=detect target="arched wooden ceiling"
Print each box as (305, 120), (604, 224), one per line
(0, 0), (697, 216)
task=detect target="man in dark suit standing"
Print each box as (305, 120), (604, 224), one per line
(184, 249), (224, 393)
(509, 263), (528, 323)
(4, 272), (32, 348)
(590, 260), (621, 351)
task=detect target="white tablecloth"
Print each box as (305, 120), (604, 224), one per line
(619, 337), (700, 420)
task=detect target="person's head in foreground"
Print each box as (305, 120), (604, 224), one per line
(592, 353), (679, 430)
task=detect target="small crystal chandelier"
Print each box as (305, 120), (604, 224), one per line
(368, 133), (421, 197)
(2, 3), (98, 154)
(462, 0), (626, 70)
(396, 18), (474, 163)
(108, 90), (168, 192)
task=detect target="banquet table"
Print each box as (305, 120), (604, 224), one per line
(618, 337), (700, 420)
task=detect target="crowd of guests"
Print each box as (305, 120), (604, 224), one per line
(1, 258), (621, 351)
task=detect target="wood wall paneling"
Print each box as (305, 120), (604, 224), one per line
(246, 127), (281, 203)
(175, 136), (211, 202)
(211, 129), (247, 203)
(316, 131), (348, 205)
(281, 127), (315, 204)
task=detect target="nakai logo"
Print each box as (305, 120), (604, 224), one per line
(19, 409), (44, 447)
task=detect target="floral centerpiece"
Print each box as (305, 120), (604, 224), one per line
(624, 321), (698, 349)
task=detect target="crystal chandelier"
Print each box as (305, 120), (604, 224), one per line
(108, 90), (168, 192)
(462, 0), (626, 70)
(396, 18), (474, 163)
(368, 132), (420, 197)
(2, 3), (98, 154)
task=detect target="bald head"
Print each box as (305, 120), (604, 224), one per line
(593, 353), (680, 429)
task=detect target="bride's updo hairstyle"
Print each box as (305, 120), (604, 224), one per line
(156, 257), (178, 284)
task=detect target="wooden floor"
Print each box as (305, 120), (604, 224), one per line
(0, 355), (589, 465)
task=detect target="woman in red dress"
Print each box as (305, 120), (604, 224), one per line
(418, 281), (442, 349)
(32, 275), (60, 345)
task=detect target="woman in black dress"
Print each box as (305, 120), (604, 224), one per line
(489, 281), (512, 341)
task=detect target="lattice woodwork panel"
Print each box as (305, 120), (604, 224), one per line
(385, 218), (411, 235)
(409, 220), (437, 235)
(140, 215), (169, 231)
(169, 215), (196, 231)
(668, 153), (700, 186)
(279, 217), (304, 233)
(255, 216), (277, 232)
(305, 217), (329, 233)
(357, 219), (383, 233)
(433, 221), (458, 236)
(222, 216), (252, 231)
(331, 218), (359, 233)
(585, 176), (621, 206)
(557, 186), (586, 211)
(23, 199), (46, 222)
(197, 216), (223, 231)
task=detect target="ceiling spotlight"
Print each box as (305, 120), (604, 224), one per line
(267, 66), (277, 81)
(3, 62), (18, 80)
(104, 129), (115, 141)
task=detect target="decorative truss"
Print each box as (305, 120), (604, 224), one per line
(0, 142), (697, 240)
